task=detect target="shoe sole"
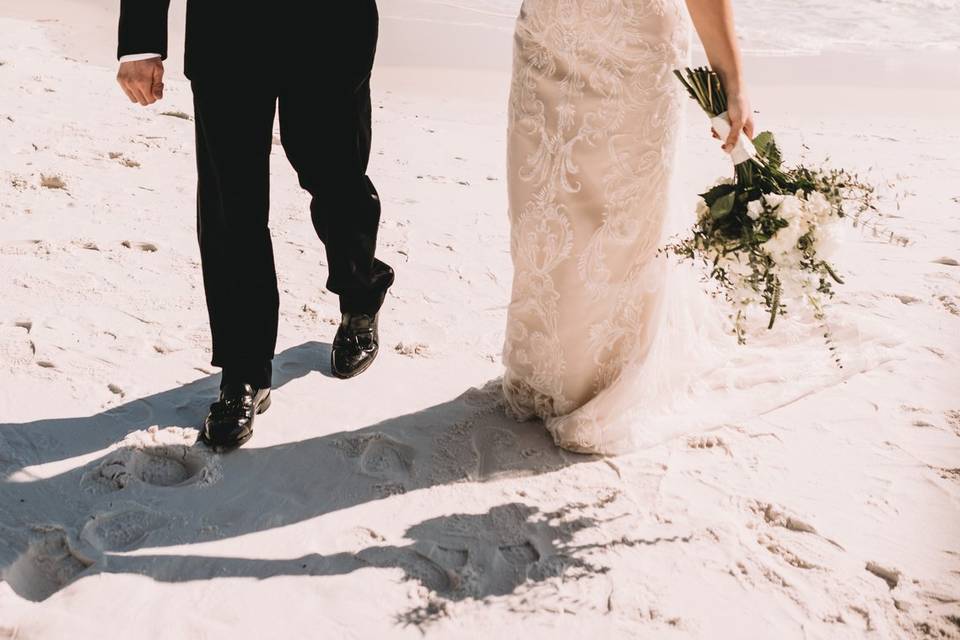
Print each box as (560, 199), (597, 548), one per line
(199, 392), (272, 450)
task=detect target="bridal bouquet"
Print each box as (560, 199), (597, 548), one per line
(668, 67), (876, 347)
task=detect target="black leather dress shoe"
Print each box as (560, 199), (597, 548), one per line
(331, 312), (379, 379)
(199, 382), (271, 450)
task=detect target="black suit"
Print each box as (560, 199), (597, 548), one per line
(119, 3), (380, 82)
(118, 1), (394, 389)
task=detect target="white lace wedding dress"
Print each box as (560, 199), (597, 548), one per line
(502, 0), (894, 454)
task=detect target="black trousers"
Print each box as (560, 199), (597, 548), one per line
(192, 74), (394, 390)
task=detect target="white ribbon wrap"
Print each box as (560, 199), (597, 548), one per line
(710, 111), (756, 165)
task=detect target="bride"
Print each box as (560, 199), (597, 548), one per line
(502, 0), (756, 453)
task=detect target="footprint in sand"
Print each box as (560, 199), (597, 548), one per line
(121, 240), (159, 253)
(757, 532), (819, 570)
(410, 546), (469, 592)
(865, 561), (901, 589)
(945, 410), (960, 437)
(893, 294), (922, 305)
(470, 426), (563, 482)
(758, 502), (820, 536)
(463, 411), (571, 482)
(358, 434), (416, 483)
(81, 427), (221, 492)
(471, 427), (519, 481)
(460, 382), (503, 409)
(937, 295), (959, 316)
(408, 539), (470, 583)
(79, 503), (170, 552)
(2, 526), (94, 602)
(687, 434), (730, 454)
(362, 547), (453, 593)
(498, 540), (540, 566)
(334, 432), (416, 485)
(394, 341), (430, 357)
(107, 152), (139, 168)
(428, 545), (469, 570)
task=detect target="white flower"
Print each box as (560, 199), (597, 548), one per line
(806, 190), (834, 223)
(747, 199), (764, 220)
(763, 217), (806, 262)
(813, 220), (846, 260)
(763, 193), (785, 209)
(775, 194), (806, 224)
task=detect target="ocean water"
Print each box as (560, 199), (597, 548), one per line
(384, 0), (960, 55)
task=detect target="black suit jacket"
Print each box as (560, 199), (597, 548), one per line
(118, 1), (379, 82)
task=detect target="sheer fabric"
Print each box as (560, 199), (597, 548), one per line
(502, 0), (896, 454)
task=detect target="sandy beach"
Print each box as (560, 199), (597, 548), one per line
(1, 2), (958, 638)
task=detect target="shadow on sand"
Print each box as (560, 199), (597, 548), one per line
(0, 342), (605, 612)
(0, 342), (333, 478)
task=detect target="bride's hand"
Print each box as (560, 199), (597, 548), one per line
(718, 91), (755, 151)
(686, 0), (753, 149)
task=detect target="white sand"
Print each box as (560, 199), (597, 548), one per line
(1, 4), (959, 638)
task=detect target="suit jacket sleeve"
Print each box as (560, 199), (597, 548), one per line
(118, 0), (172, 60)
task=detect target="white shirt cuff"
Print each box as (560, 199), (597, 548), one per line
(119, 53), (162, 63)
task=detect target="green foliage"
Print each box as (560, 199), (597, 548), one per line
(700, 182), (735, 206)
(751, 131), (782, 170)
(667, 67), (879, 347)
(710, 191), (736, 220)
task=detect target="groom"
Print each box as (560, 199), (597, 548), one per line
(115, 2), (395, 448)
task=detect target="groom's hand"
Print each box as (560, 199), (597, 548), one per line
(117, 58), (164, 106)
